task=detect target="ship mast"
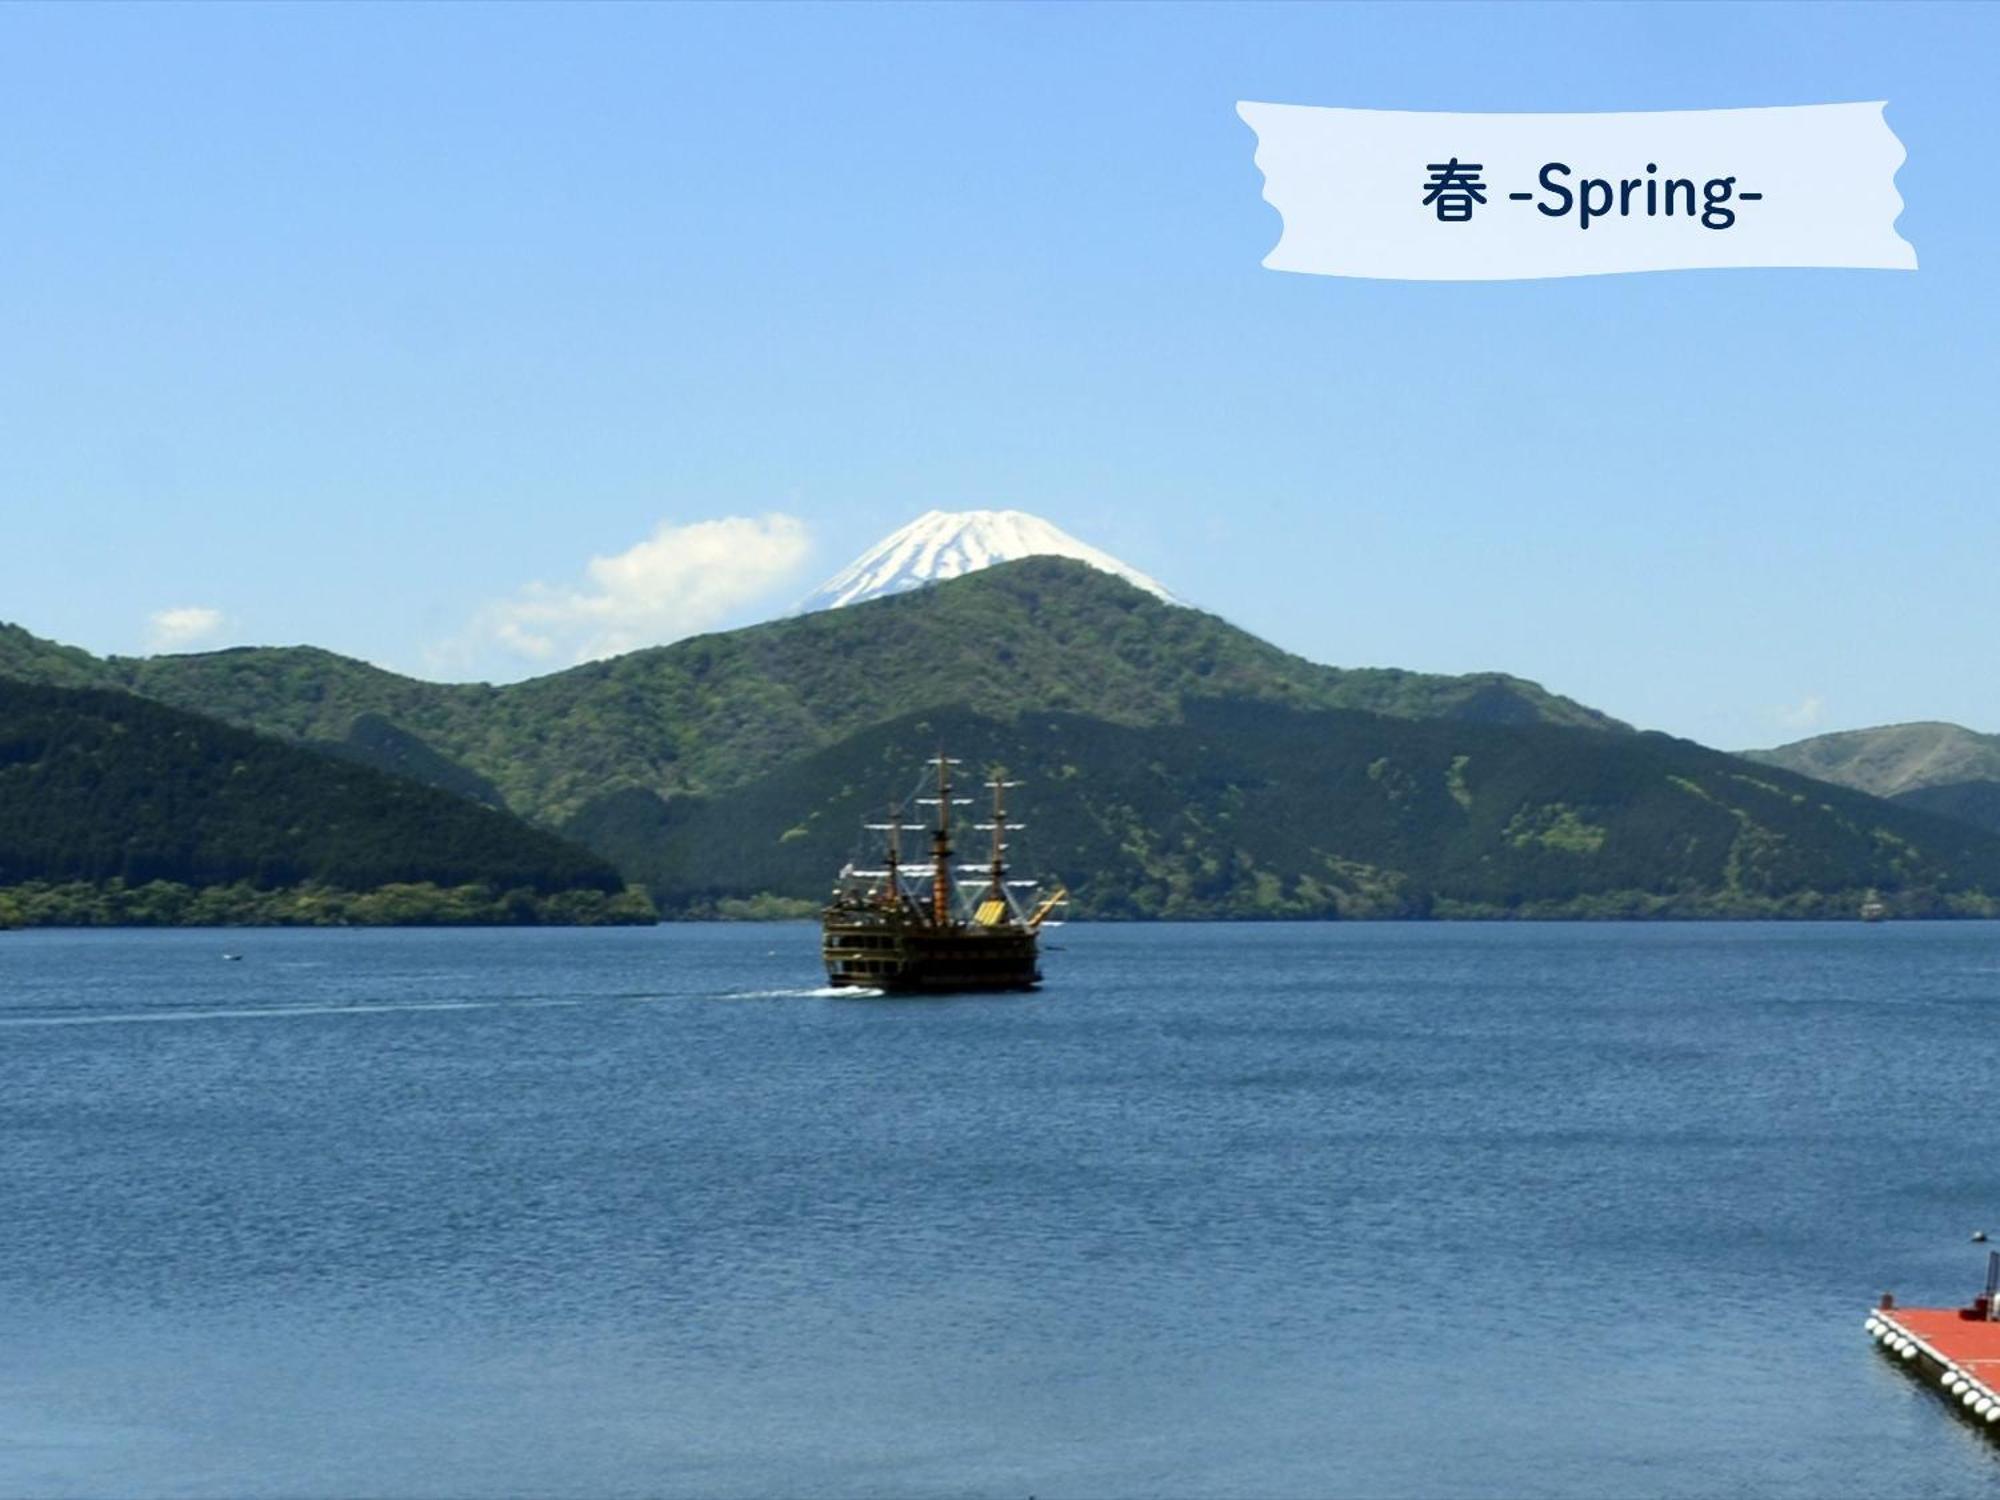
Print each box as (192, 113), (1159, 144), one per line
(984, 772), (1023, 902)
(884, 799), (901, 910)
(929, 752), (958, 927)
(990, 776), (1006, 895)
(858, 803), (926, 911)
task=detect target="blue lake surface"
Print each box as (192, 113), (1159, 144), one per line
(5, 921), (2000, 1497)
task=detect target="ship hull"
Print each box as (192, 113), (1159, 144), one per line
(822, 918), (1040, 993)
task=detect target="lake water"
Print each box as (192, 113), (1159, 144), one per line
(4, 922), (2000, 1497)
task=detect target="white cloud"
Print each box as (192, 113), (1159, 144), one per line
(146, 606), (227, 653)
(443, 513), (811, 673)
(1774, 694), (1827, 733)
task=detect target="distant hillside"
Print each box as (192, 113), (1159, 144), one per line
(574, 698), (2000, 920)
(1890, 780), (2000, 837)
(0, 680), (648, 927)
(309, 712), (507, 809)
(0, 560), (1623, 826)
(1745, 722), (2000, 799)
(0, 621), (116, 690)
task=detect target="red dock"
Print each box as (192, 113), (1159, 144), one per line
(1868, 1298), (2000, 1430)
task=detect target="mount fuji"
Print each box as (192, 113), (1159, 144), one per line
(796, 509), (1177, 614)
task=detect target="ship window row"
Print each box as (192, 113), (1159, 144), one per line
(842, 960), (900, 976)
(832, 934), (896, 950)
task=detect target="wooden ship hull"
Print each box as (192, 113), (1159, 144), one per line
(822, 913), (1040, 992)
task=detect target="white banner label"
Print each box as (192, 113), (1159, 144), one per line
(1236, 101), (1914, 281)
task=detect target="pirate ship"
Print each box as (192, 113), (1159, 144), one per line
(821, 754), (1066, 992)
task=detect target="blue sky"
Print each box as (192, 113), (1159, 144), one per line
(0, 1), (1992, 748)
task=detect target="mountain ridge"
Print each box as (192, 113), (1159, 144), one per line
(0, 559), (1624, 826)
(1746, 722), (2000, 839)
(8, 570), (1996, 921)
(1745, 721), (2000, 799)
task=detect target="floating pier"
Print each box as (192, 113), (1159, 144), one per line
(1867, 1252), (2000, 1432)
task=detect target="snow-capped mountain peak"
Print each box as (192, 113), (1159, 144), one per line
(797, 509), (1177, 614)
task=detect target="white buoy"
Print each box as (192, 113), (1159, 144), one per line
(1978, 1399), (1995, 1419)
(1964, 1390), (1982, 1408)
(1866, 1318), (1882, 1335)
(1903, 1344), (1920, 1360)
(1986, 1406), (2000, 1425)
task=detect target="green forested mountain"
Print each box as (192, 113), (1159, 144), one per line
(6, 564), (1990, 921)
(1889, 780), (2000, 837)
(1745, 722), (2000, 840)
(309, 712), (507, 810)
(0, 560), (1621, 825)
(0, 621), (114, 690)
(0, 679), (648, 926)
(573, 699), (2000, 920)
(1745, 721), (2000, 799)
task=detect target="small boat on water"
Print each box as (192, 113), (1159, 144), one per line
(821, 753), (1065, 993)
(1860, 890), (1888, 922)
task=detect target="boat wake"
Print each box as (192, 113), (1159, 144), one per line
(0, 996), (587, 1028)
(1, 984), (889, 1027)
(715, 985), (880, 1000)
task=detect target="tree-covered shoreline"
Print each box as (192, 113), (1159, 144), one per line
(0, 879), (657, 929)
(0, 679), (650, 928)
(649, 888), (1996, 922)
